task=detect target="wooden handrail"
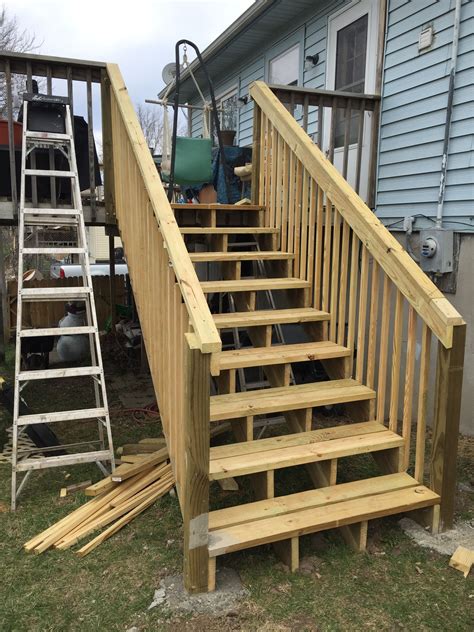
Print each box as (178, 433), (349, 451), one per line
(250, 81), (463, 349)
(106, 64), (221, 354)
(268, 83), (380, 111)
(0, 51), (106, 82)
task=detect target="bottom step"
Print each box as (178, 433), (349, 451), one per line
(208, 473), (439, 557)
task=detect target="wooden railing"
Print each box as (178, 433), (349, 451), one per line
(268, 83), (380, 207)
(0, 51), (106, 224)
(106, 64), (219, 592)
(250, 80), (466, 532)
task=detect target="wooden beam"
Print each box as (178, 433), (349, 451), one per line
(430, 324), (466, 531)
(183, 344), (211, 594)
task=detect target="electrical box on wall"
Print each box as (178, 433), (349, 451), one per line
(419, 228), (454, 274)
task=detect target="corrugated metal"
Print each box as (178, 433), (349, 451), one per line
(376, 0), (474, 229)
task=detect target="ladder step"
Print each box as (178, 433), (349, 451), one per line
(190, 251), (294, 263)
(17, 407), (107, 426)
(208, 473), (440, 557)
(18, 366), (101, 381)
(23, 208), (80, 216)
(210, 378), (375, 422)
(16, 450), (112, 472)
(214, 341), (350, 374)
(180, 227), (279, 235)
(213, 308), (330, 329)
(25, 131), (71, 142)
(20, 326), (96, 337)
(209, 421), (402, 479)
(22, 247), (85, 255)
(24, 217), (79, 227)
(201, 278), (310, 294)
(24, 169), (76, 178)
(21, 287), (91, 301)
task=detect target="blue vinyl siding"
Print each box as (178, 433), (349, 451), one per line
(376, 0), (474, 229)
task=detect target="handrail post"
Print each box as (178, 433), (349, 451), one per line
(183, 338), (211, 593)
(430, 323), (466, 531)
(251, 102), (262, 205)
(101, 68), (116, 225)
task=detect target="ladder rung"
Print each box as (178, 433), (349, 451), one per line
(18, 366), (101, 381)
(23, 208), (80, 215)
(24, 217), (79, 227)
(21, 287), (91, 301)
(16, 450), (112, 472)
(24, 169), (75, 178)
(22, 247), (85, 255)
(20, 326), (96, 337)
(17, 407), (107, 426)
(25, 131), (71, 142)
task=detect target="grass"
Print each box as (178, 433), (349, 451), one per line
(0, 344), (473, 631)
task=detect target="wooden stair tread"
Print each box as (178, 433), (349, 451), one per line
(201, 278), (310, 294)
(209, 421), (402, 479)
(180, 227), (278, 235)
(190, 251), (294, 262)
(208, 473), (440, 556)
(210, 378), (375, 421)
(215, 340), (350, 373)
(172, 203), (264, 211)
(213, 308), (330, 328)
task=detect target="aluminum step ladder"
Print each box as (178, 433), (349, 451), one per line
(11, 93), (114, 510)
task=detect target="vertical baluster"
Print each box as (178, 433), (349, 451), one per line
(355, 99), (365, 195)
(293, 161), (303, 274)
(366, 260), (380, 417)
(307, 178), (316, 290)
(317, 97), (324, 150)
(367, 99), (381, 208)
(415, 324), (431, 483)
(26, 62), (38, 209)
(269, 127), (278, 227)
(5, 60), (18, 215)
(45, 66), (57, 209)
(376, 275), (392, 424)
(402, 306), (417, 469)
(328, 96), (337, 163)
(275, 134), (283, 242)
(251, 104), (262, 206)
(355, 248), (369, 382)
(389, 291), (404, 433)
(329, 208), (341, 341)
(346, 232), (360, 374)
(342, 98), (351, 179)
(258, 112), (266, 207)
(86, 70), (97, 221)
(281, 142), (290, 252)
(67, 66), (74, 132)
(322, 198), (333, 324)
(299, 169), (309, 279)
(302, 94), (309, 132)
(313, 185), (324, 308)
(264, 116), (272, 225)
(337, 220), (350, 345)
(287, 150), (295, 253)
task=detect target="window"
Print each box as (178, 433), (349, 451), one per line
(334, 14), (368, 146)
(269, 44), (300, 86)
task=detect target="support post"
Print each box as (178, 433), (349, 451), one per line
(251, 103), (261, 205)
(183, 342), (211, 593)
(101, 69), (116, 225)
(108, 234), (116, 330)
(0, 228), (7, 362)
(430, 324), (466, 531)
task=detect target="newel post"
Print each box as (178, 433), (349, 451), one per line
(430, 323), (466, 531)
(251, 102), (262, 205)
(183, 336), (211, 593)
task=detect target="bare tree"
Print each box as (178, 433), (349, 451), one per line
(136, 103), (164, 154)
(0, 5), (41, 118)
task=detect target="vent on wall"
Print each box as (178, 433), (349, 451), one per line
(418, 25), (434, 52)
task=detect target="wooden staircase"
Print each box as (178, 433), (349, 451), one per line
(175, 200), (440, 590)
(105, 67), (465, 595)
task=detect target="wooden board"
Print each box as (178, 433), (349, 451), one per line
(201, 278), (310, 294)
(213, 308), (329, 329)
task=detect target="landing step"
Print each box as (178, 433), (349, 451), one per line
(172, 203), (264, 212)
(209, 421), (401, 479)
(208, 473), (440, 556)
(210, 378), (375, 422)
(213, 308), (330, 329)
(214, 340), (350, 374)
(201, 278), (310, 294)
(190, 251), (294, 263)
(16, 450), (112, 472)
(180, 227), (278, 235)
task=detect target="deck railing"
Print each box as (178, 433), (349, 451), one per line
(250, 80), (465, 532)
(0, 51), (106, 224)
(268, 83), (380, 207)
(106, 64), (219, 592)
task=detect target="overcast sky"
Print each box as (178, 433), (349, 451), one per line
(8, 0), (254, 137)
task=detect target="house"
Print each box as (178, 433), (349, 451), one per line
(163, 0), (473, 435)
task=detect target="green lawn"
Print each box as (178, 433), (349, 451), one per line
(0, 344), (472, 631)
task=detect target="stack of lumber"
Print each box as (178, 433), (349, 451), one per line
(24, 446), (173, 557)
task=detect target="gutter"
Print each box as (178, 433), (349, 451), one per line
(158, 0), (278, 99)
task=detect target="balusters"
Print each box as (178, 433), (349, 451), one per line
(337, 221), (350, 346)
(306, 178), (317, 290)
(281, 142), (290, 252)
(293, 161), (303, 276)
(346, 231), (360, 374)
(402, 306), (417, 469)
(415, 324), (431, 483)
(313, 186), (324, 308)
(299, 169), (310, 280)
(389, 290), (404, 433)
(329, 207), (341, 341)
(86, 70), (97, 220)
(376, 276), (392, 425)
(355, 248), (369, 382)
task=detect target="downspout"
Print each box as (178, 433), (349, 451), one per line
(436, 0), (462, 228)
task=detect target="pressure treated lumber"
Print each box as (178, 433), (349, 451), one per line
(172, 203), (264, 212)
(111, 447), (168, 482)
(449, 546), (474, 577)
(213, 308), (329, 329)
(180, 227), (278, 235)
(208, 479), (439, 556)
(209, 421), (401, 479)
(201, 278), (310, 294)
(210, 379), (375, 422)
(190, 251), (294, 262)
(213, 340), (350, 374)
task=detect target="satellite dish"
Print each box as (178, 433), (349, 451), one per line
(162, 62), (183, 85)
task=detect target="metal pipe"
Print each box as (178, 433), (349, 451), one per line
(436, 0), (462, 228)
(145, 98), (223, 113)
